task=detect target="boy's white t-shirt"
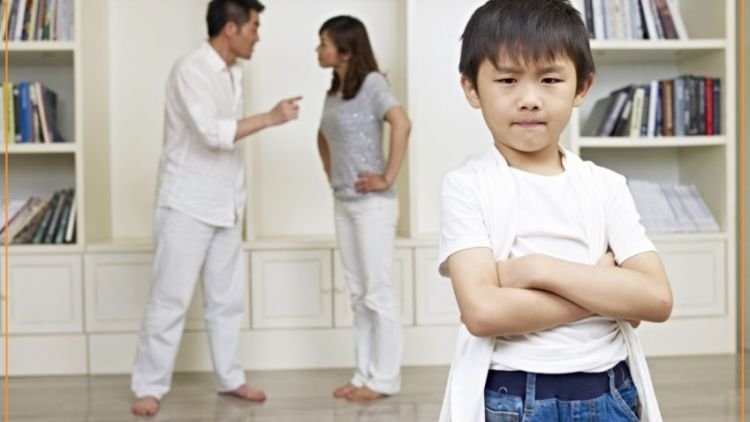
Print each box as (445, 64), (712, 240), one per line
(490, 167), (628, 373)
(441, 154), (655, 376)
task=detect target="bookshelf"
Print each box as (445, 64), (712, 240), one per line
(0, 0), (82, 251)
(568, 0), (736, 354)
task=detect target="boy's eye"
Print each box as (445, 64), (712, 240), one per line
(542, 78), (562, 84)
(495, 78), (516, 84)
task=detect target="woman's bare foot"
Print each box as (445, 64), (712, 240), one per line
(222, 384), (267, 402)
(346, 386), (385, 402)
(333, 383), (358, 398)
(131, 396), (160, 416)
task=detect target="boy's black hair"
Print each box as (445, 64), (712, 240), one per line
(459, 0), (594, 93)
(206, 0), (265, 38)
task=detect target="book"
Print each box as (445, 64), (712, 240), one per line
(666, 0), (689, 40)
(653, 0), (678, 39)
(64, 192), (76, 243)
(43, 188), (67, 243)
(581, 94), (613, 136)
(638, 0), (658, 40)
(598, 88), (629, 136)
(661, 79), (674, 136)
(32, 191), (58, 244)
(646, 80), (659, 137)
(628, 86), (645, 137)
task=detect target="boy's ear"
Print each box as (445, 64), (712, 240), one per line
(573, 73), (595, 107)
(460, 75), (481, 109)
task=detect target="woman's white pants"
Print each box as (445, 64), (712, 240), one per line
(334, 196), (402, 395)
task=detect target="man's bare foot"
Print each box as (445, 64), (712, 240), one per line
(221, 384), (267, 402)
(131, 396), (160, 416)
(346, 386), (385, 402)
(333, 383), (358, 398)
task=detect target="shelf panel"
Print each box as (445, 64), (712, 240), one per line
(4, 243), (83, 255)
(3, 143), (79, 154)
(576, 136), (725, 148)
(0, 42), (75, 66)
(650, 232), (727, 243)
(589, 39), (726, 63)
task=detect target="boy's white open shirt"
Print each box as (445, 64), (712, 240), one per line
(437, 145), (662, 422)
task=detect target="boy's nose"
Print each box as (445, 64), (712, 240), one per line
(517, 86), (542, 110)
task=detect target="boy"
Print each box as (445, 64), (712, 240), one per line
(438, 1), (673, 421)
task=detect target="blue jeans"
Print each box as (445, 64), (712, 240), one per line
(483, 366), (640, 421)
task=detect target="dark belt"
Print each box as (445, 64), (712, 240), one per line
(484, 360), (631, 401)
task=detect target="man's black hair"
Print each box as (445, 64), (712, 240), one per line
(207, 0), (265, 38)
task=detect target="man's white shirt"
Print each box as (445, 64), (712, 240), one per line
(157, 42), (246, 227)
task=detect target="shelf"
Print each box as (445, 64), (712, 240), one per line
(3, 243), (83, 255)
(87, 236), (441, 253)
(3, 143), (78, 154)
(576, 136), (726, 148)
(650, 232), (727, 243)
(0, 42), (75, 66)
(589, 39), (726, 63)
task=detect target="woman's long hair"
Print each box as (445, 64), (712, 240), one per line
(319, 16), (380, 100)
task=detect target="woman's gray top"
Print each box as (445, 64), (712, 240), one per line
(320, 72), (400, 201)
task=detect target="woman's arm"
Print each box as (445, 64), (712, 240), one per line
(317, 130), (331, 182)
(355, 105), (411, 193)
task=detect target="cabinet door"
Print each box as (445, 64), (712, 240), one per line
(6, 254), (82, 334)
(656, 239), (726, 317)
(333, 248), (414, 327)
(414, 248), (460, 325)
(84, 252), (250, 332)
(250, 249), (333, 328)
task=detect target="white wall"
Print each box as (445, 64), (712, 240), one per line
(108, 0), (207, 238)
(106, 0), (408, 239)
(245, 0), (406, 238)
(408, 0), (491, 235)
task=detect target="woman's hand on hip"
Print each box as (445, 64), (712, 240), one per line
(355, 172), (390, 193)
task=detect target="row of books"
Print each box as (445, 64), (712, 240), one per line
(0, 188), (75, 244)
(582, 76), (721, 138)
(571, 0), (687, 40)
(628, 180), (719, 234)
(0, 81), (64, 143)
(0, 0), (73, 41)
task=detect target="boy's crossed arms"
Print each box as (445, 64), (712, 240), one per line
(448, 247), (673, 337)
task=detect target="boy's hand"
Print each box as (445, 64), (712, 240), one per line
(496, 254), (545, 289)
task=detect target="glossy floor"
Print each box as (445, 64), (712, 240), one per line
(0, 354), (748, 421)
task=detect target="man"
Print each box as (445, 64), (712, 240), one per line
(131, 0), (301, 416)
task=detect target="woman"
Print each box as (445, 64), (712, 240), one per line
(316, 15), (411, 402)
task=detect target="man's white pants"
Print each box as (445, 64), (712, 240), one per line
(131, 207), (246, 399)
(334, 196), (402, 395)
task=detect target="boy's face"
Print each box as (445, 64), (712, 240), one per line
(461, 53), (591, 159)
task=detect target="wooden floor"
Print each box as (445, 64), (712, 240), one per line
(0, 355), (748, 421)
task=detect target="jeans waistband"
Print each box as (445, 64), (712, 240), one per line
(484, 360), (631, 401)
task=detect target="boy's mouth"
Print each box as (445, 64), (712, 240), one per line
(514, 121), (545, 128)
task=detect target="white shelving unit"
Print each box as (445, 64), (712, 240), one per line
(0, 0), (87, 375)
(567, 0), (736, 355)
(2, 0), (737, 376)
